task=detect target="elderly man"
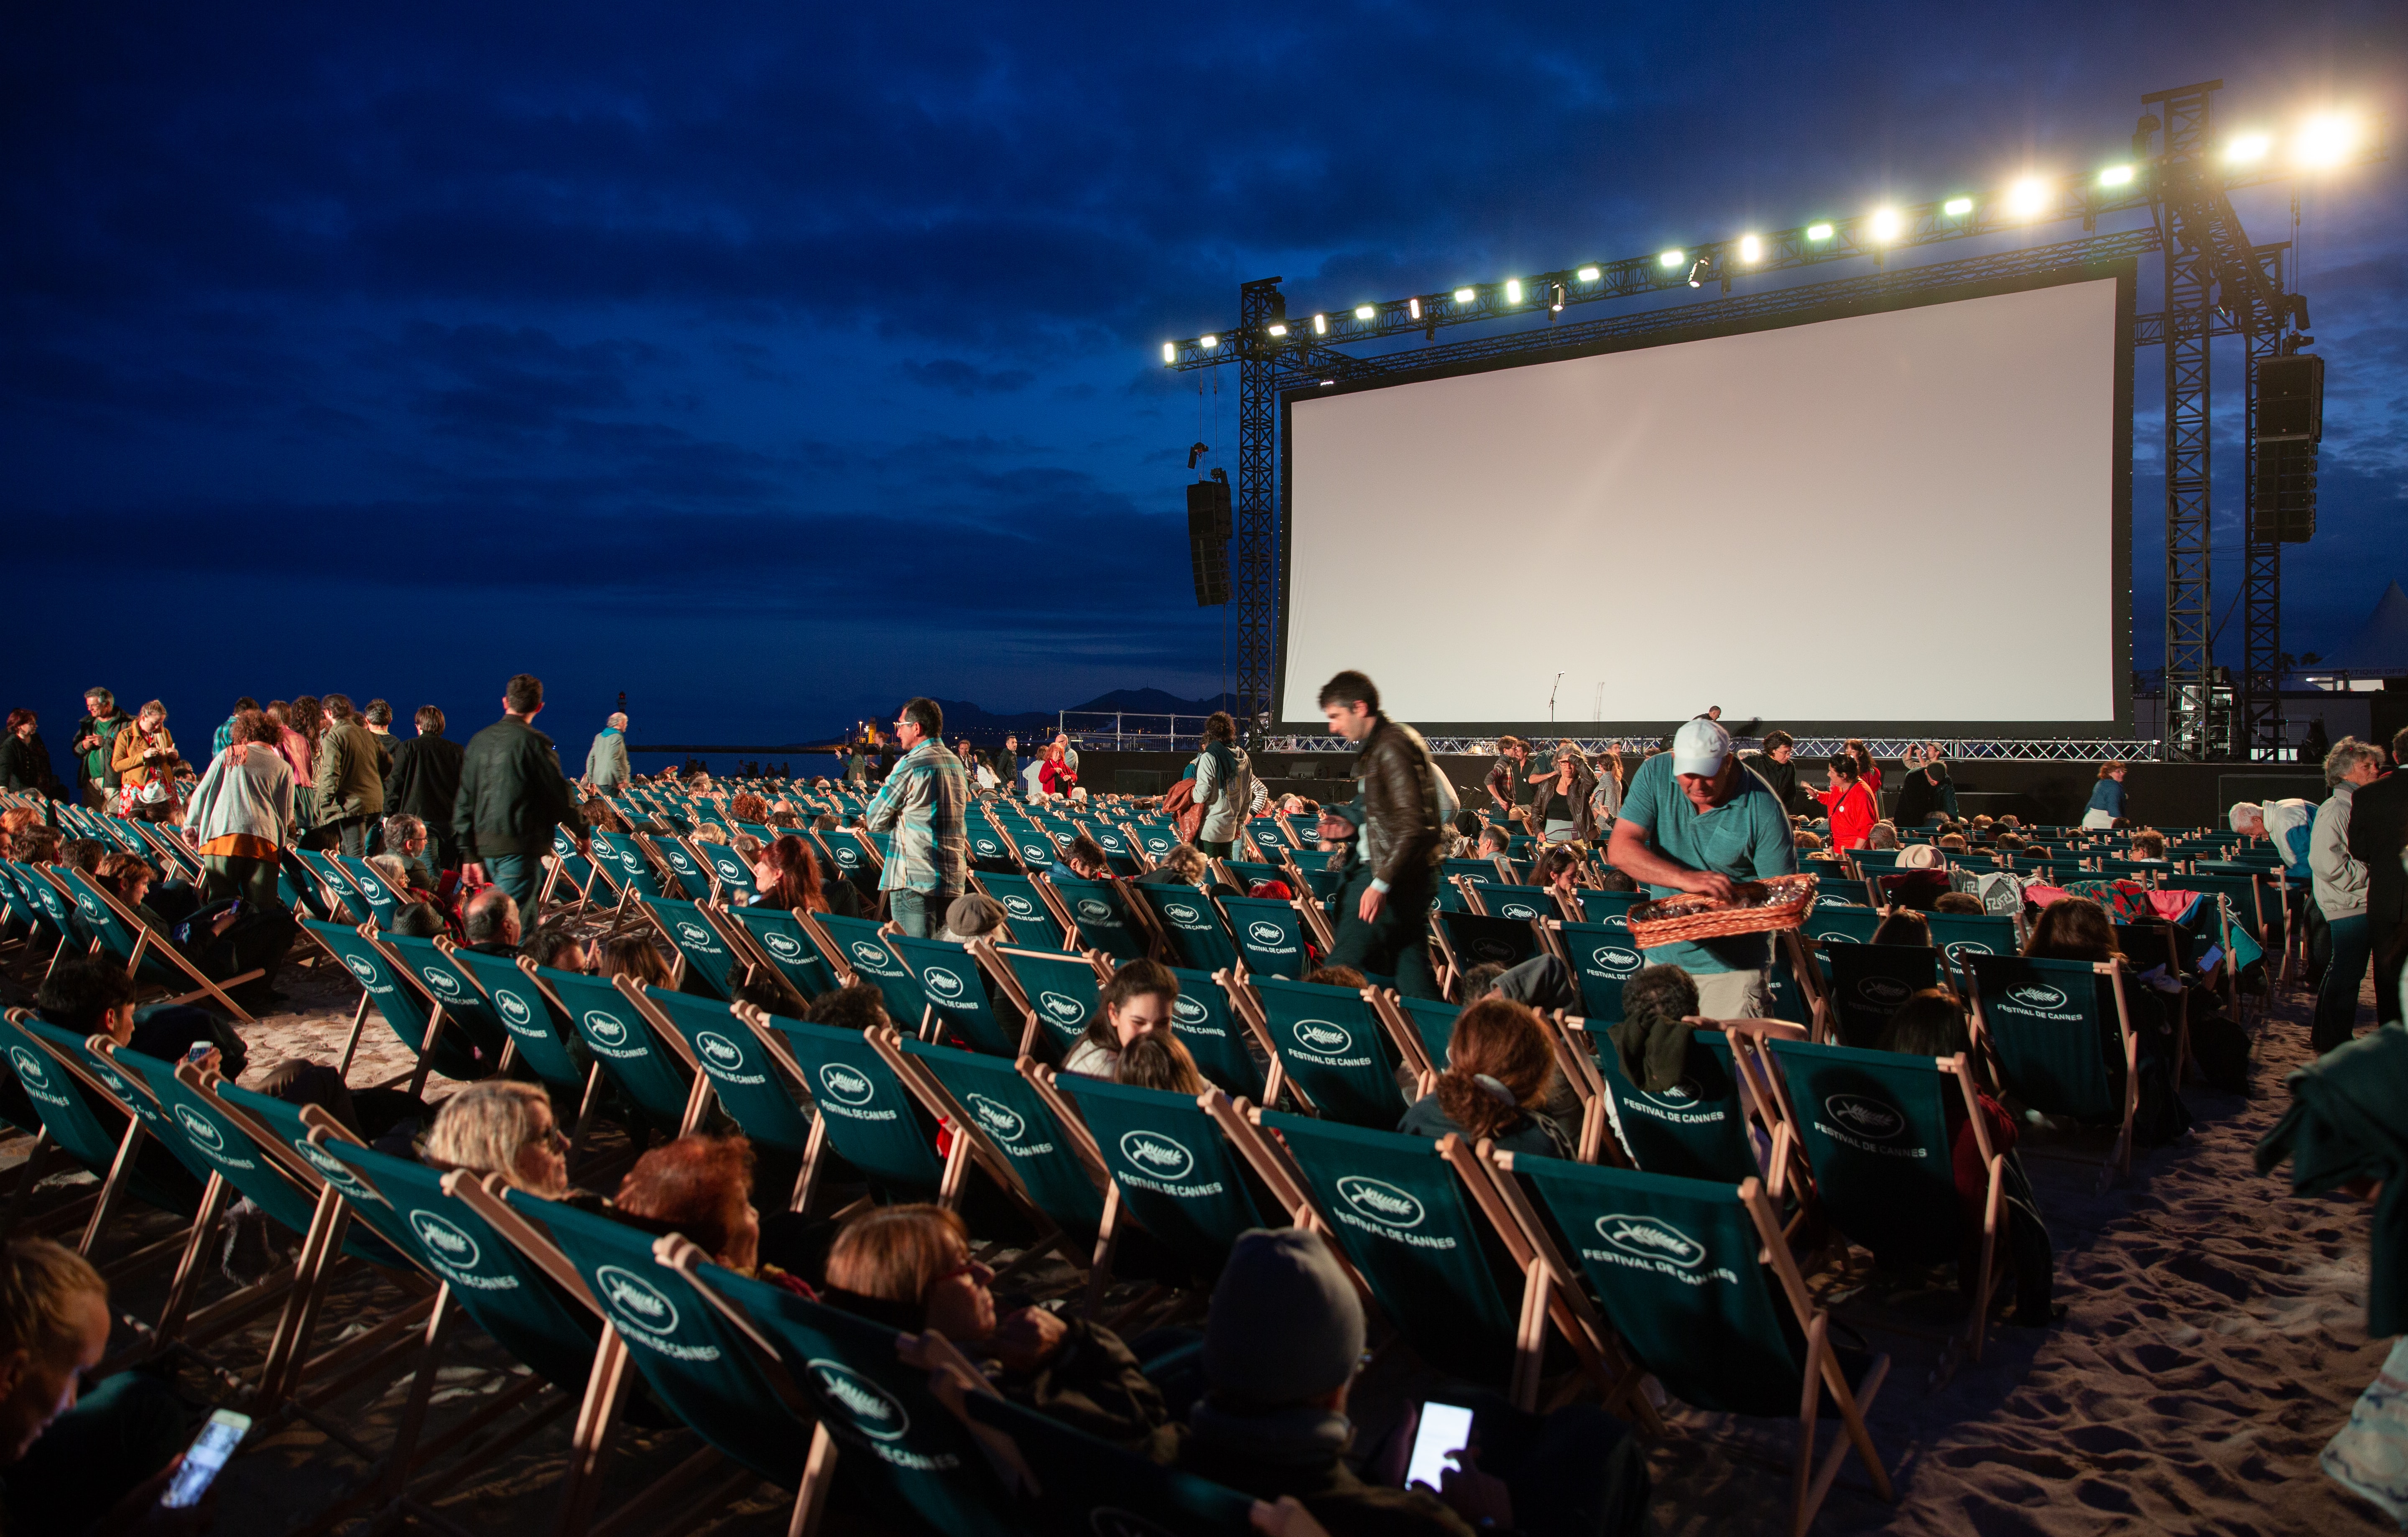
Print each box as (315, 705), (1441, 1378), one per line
(2311, 738), (2385, 1054)
(585, 712), (631, 792)
(1608, 716), (1798, 1018)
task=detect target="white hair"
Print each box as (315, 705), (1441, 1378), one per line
(2227, 801), (2264, 833)
(608, 712), (628, 729)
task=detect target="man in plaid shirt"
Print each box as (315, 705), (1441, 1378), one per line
(862, 696), (968, 936)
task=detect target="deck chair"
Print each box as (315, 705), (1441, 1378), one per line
(589, 828), (664, 908)
(1551, 920), (1649, 1024)
(689, 839), (758, 902)
(300, 918), (492, 1090)
(979, 945), (1109, 1056)
(440, 947), (605, 1113)
(542, 825), (616, 915)
(1963, 953), (2140, 1186)
(1433, 910), (1542, 988)
(1041, 872), (1148, 961)
(0, 1014), (204, 1252)
(1220, 894), (1309, 979)
(643, 834), (712, 902)
(750, 1012), (951, 1207)
(1756, 1038), (2005, 1361)
(970, 871), (1069, 951)
(1826, 946), (1943, 1049)
(1560, 889), (1644, 930)
(1922, 913), (2018, 979)
(3, 861), (81, 973)
(330, 855), (406, 930)
(273, 848), (336, 920)
(1132, 884), (1240, 973)
(1163, 966), (1267, 1101)
(379, 933), (516, 1068)
(1463, 884), (1558, 923)
(297, 850), (369, 924)
(964, 815), (1015, 867)
(718, 904), (841, 1006)
(1242, 976), (1411, 1128)
(528, 969), (709, 1139)
(886, 934), (1025, 1056)
(815, 913), (932, 1029)
(63, 866), (262, 1023)
(1497, 1155), (1893, 1535)
(640, 896), (740, 999)
(1049, 1077), (1281, 1288)
(1803, 904), (1884, 951)
(1587, 1025), (1783, 1183)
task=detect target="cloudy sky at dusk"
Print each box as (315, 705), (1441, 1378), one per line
(5, 2), (2401, 753)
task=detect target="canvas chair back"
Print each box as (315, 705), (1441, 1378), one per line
(0, 1015), (200, 1216)
(550, 824), (615, 903)
(815, 913), (931, 1028)
(887, 935), (1022, 1056)
(1474, 884), (1557, 923)
(645, 896), (738, 999)
(1393, 996), (1461, 1071)
(1442, 858), (1507, 891)
(638, 988), (817, 1155)
(1827, 945), (1943, 1049)
(301, 918), (489, 1082)
(963, 1389), (1263, 1535)
(330, 855), (404, 929)
(1762, 1039), (1964, 1267)
(211, 1083), (427, 1275)
(442, 950), (589, 1093)
(382, 934), (514, 1064)
(1219, 859), (1286, 892)
(1436, 910), (1541, 972)
(1041, 872), (1146, 961)
(895, 1040), (1105, 1234)
(1052, 1077), (1274, 1282)
(650, 836), (711, 901)
(62, 866), (247, 1013)
(48, 1030), (213, 1184)
(1964, 954), (2129, 1124)
(1219, 895), (1307, 979)
(721, 905), (840, 1003)
(964, 815), (1014, 867)
(1130, 821), (1176, 860)
(592, 829), (663, 900)
(1164, 966), (1265, 1101)
(1133, 884), (1240, 974)
(757, 1015), (948, 1196)
(275, 849), (334, 920)
(1251, 977), (1406, 1129)
(691, 839), (758, 900)
(2, 863), (76, 948)
(1923, 912), (2018, 970)
(537, 970), (701, 1135)
(1587, 1028), (1760, 1182)
(1553, 920), (1649, 1023)
(296, 851), (365, 923)
(987, 947), (1105, 1055)
(1804, 904), (1885, 950)
(974, 872), (1070, 951)
(1259, 1111), (1521, 1386)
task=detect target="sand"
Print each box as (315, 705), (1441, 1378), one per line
(5, 933), (2395, 1534)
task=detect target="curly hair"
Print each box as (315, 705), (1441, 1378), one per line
(1433, 999), (1554, 1142)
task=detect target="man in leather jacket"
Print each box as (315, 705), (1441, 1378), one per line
(1319, 670), (1444, 999)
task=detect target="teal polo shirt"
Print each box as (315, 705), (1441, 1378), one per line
(1618, 752), (1799, 974)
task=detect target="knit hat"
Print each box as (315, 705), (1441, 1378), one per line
(1320, 803), (1365, 831)
(944, 892), (1006, 938)
(1204, 1230), (1364, 1402)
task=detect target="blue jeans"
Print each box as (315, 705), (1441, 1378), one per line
(888, 886), (957, 939)
(2314, 913), (2372, 1054)
(484, 852), (543, 920)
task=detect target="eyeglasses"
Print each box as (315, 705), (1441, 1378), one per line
(537, 1125), (569, 1154)
(923, 1255), (993, 1293)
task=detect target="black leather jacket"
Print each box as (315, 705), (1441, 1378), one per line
(1355, 716), (1443, 887)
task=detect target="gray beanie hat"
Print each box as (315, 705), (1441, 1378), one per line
(1203, 1229), (1364, 1402)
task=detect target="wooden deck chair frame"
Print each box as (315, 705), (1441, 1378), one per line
(697, 899), (815, 1015)
(725, 1002), (861, 1220)
(1016, 1061), (1184, 1327)
(1363, 989), (1441, 1101)
(427, 942), (611, 1162)
(1966, 956), (2141, 1190)
(960, 934), (1061, 1058)
(129, 819), (204, 882)
(1196, 1096), (1366, 1282)
(603, 974), (717, 1136)
(59, 865), (262, 1023)
(1210, 969), (1316, 1114)
(1488, 1153), (1892, 1536)
(305, 920), (455, 1095)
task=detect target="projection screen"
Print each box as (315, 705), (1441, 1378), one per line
(1276, 267), (2133, 734)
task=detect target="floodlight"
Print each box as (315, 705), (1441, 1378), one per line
(1453, 287), (1474, 302)
(1161, 343), (1175, 363)
(1408, 296), (1421, 319)
(1658, 249), (1683, 268)
(2225, 133), (2270, 165)
(1805, 223), (1833, 241)
(1943, 196), (1973, 216)
(1353, 304), (1374, 320)
(1266, 323), (1288, 336)
(1312, 313), (1326, 334)
(1199, 334), (1218, 348)
(1576, 265), (1600, 281)
(1868, 207), (1901, 240)
(1685, 257), (1709, 288)
(1505, 278), (1522, 303)
(2006, 176), (2048, 216)
(1737, 233), (1762, 262)
(2099, 164), (2134, 186)
(2294, 112), (2358, 168)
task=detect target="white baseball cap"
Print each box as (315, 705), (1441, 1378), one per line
(1673, 718), (1732, 777)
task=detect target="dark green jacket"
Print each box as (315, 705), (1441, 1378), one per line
(314, 719), (387, 821)
(76, 711), (130, 785)
(453, 716), (582, 860)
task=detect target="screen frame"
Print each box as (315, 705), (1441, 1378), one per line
(1272, 258), (2137, 738)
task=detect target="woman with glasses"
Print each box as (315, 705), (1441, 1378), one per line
(422, 1081), (598, 1206)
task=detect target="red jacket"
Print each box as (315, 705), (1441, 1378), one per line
(1817, 780), (1879, 850)
(1039, 759), (1077, 797)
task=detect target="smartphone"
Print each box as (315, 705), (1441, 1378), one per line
(1403, 1401), (1474, 1491)
(161, 1409), (250, 1508)
(184, 1041), (216, 1067)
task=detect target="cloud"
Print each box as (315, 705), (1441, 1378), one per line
(899, 357), (1036, 395)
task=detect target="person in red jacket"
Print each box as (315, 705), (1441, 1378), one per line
(1816, 753), (1880, 851)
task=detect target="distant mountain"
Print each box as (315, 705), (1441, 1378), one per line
(1066, 687), (1243, 716)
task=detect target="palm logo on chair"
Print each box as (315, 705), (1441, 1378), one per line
(1822, 1094), (1905, 1143)
(676, 921), (713, 948)
(1498, 901), (1541, 920)
(816, 1064), (877, 1108)
(1117, 1131), (1195, 1184)
(298, 1142), (384, 1204)
(804, 1361), (912, 1443)
(407, 1211), (490, 1284)
(582, 1011), (632, 1050)
(1002, 895), (1040, 919)
(421, 967), (465, 1000)
(173, 1105), (230, 1156)
(594, 1264), (690, 1348)
(494, 991), (537, 1031)
(2005, 983), (2069, 1012)
(920, 967), (966, 1001)
(1075, 899), (1111, 921)
(964, 1094), (1027, 1147)
(1163, 903), (1202, 926)
(1246, 922), (1285, 947)
(1170, 997), (1209, 1032)
(1854, 976), (1913, 1007)
(1589, 945), (1641, 977)
(1943, 941), (1995, 962)
(1290, 1020), (1355, 1061)
(1593, 1213), (1707, 1272)
(848, 941), (892, 971)
(695, 1032), (747, 1073)
(763, 931), (804, 961)
(6, 1048), (49, 1096)
(1020, 844), (1048, 862)
(342, 954), (380, 985)
(1335, 1175), (1427, 1233)
(1038, 992), (1087, 1026)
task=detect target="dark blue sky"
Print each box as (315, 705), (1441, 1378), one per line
(5, 2), (2402, 750)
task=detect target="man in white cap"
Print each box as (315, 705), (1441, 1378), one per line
(1607, 716), (1798, 1018)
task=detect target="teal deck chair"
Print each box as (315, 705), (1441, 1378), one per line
(301, 918), (489, 1086)
(636, 990), (817, 1165)
(1923, 913), (2017, 971)
(1827, 946), (1942, 1049)
(1762, 1038), (1988, 1273)
(1554, 920), (1648, 1024)
(995, 820), (1057, 871)
(298, 850), (368, 923)
(1436, 910), (1541, 974)
(1043, 873), (1145, 961)
(1964, 953), (2138, 1180)
(964, 818), (1014, 865)
(986, 947), (1104, 1055)
(1163, 967), (1265, 1101)
(546, 825), (615, 912)
(1220, 895), (1306, 979)
(1052, 1077), (1277, 1285)
(1393, 996), (1461, 1072)
(532, 970), (705, 1137)
(691, 840), (758, 900)
(1249, 976), (1406, 1129)
(3, 861), (80, 959)
(443, 950), (595, 1101)
(1498, 1153), (1894, 1532)
(381, 934), (514, 1067)
(1133, 884), (1239, 973)
(1589, 1028), (1760, 1182)
(591, 830), (663, 902)
(643, 896), (738, 999)
(331, 855), (404, 929)
(722, 906), (839, 1005)
(1804, 903), (1883, 950)
(756, 1015), (948, 1201)
(47, 1029), (219, 1191)
(648, 836), (711, 901)
(972, 872), (1069, 951)
(1132, 822), (1176, 860)
(815, 913), (931, 1029)
(1, 1015), (203, 1234)
(278, 849), (335, 920)
(65, 866), (261, 1023)
(1244, 816), (1290, 855)
(893, 1039), (1106, 1240)
(1249, 1111), (1523, 1387)
(887, 935), (1022, 1056)
(963, 1387), (1265, 1536)
(1218, 858), (1286, 891)
(1472, 884), (1557, 923)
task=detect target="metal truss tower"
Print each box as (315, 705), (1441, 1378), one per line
(1235, 278), (1283, 729)
(2143, 82), (2222, 760)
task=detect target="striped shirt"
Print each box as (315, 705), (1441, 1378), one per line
(862, 740), (969, 894)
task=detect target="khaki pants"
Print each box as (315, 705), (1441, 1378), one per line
(1691, 967), (1775, 1020)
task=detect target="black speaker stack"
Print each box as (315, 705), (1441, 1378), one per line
(2253, 354), (2323, 545)
(1188, 471), (1232, 606)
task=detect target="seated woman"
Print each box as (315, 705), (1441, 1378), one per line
(750, 832), (860, 918)
(1870, 908), (1933, 948)
(2023, 897), (2190, 1144)
(1062, 959), (1178, 1078)
(596, 932), (676, 990)
(1398, 998), (1571, 1158)
(92, 849), (291, 1000)
(1877, 990), (2056, 1325)
(1531, 844), (1585, 906)
(610, 1134), (807, 1289)
(420, 1080), (599, 1205)
(1115, 1033), (1207, 1094)
(821, 1203), (1168, 1446)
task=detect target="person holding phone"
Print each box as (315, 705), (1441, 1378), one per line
(0, 1239), (209, 1534)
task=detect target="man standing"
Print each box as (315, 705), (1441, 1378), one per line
(363, 701), (399, 777)
(998, 734), (1025, 799)
(861, 697), (967, 938)
(2347, 726), (2408, 1027)
(1191, 711), (1254, 859)
(454, 674), (586, 920)
(314, 695), (386, 858)
(212, 697), (259, 760)
(387, 706), (467, 874)
(1745, 731), (1816, 817)
(1320, 670), (1444, 999)
(1609, 716), (1798, 1018)
(70, 688), (130, 809)
(586, 712), (631, 791)
(1484, 736), (1531, 829)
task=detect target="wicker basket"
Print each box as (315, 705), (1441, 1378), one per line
(1625, 873), (1820, 949)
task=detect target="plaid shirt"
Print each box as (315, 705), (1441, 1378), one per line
(862, 739), (969, 894)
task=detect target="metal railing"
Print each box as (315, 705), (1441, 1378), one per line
(1057, 712), (1217, 751)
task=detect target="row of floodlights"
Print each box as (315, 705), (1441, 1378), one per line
(1163, 112), (2364, 362)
